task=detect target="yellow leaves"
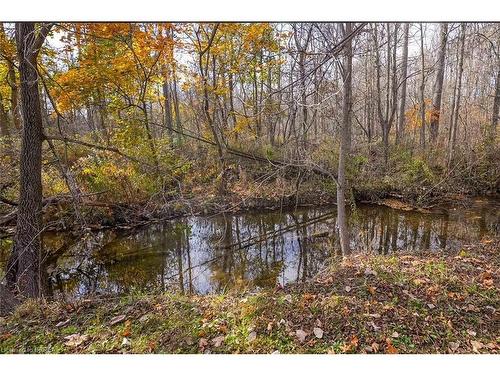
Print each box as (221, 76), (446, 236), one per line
(233, 116), (252, 135)
(405, 98), (433, 129)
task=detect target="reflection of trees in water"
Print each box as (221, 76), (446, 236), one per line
(351, 206), (455, 254)
(44, 202), (498, 297)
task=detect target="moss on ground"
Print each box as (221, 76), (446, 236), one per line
(0, 240), (498, 354)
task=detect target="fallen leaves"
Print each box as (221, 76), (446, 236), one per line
(199, 338), (208, 349)
(467, 329), (477, 337)
(109, 314), (127, 326)
(313, 327), (324, 339)
(341, 336), (359, 353)
(295, 329), (308, 343)
(212, 335), (225, 348)
(122, 320), (132, 337)
(55, 319), (70, 328)
(470, 340), (483, 353)
(64, 333), (89, 348)
(385, 338), (398, 354)
(479, 271), (494, 288)
(364, 268), (378, 277)
(247, 331), (257, 342)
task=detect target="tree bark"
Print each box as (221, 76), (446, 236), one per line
(0, 93), (10, 138)
(5, 23), (51, 300)
(448, 23), (466, 167)
(396, 23), (409, 144)
(337, 22), (353, 257)
(429, 23), (448, 143)
(162, 78), (173, 135)
(419, 24), (427, 150)
(492, 67), (500, 134)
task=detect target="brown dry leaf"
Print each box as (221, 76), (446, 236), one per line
(296, 329), (308, 343)
(467, 329), (477, 337)
(198, 338), (208, 349)
(0, 332), (12, 340)
(485, 342), (498, 350)
(122, 320), (132, 337)
(371, 342), (380, 353)
(64, 333), (89, 348)
(364, 313), (381, 318)
(313, 327), (324, 339)
(471, 340), (483, 353)
(109, 314), (127, 326)
(247, 331), (257, 342)
(303, 293), (316, 302)
(212, 335), (225, 348)
(385, 338), (398, 354)
(55, 319), (70, 328)
(350, 335), (359, 348)
(483, 278), (494, 287)
(391, 331), (399, 338)
(218, 324), (228, 334)
(449, 342), (460, 351)
(367, 286), (376, 295)
(148, 341), (157, 352)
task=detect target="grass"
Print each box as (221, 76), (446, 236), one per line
(0, 240), (498, 354)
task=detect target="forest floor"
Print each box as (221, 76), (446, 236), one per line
(0, 239), (498, 354)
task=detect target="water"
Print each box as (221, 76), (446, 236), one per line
(1, 198), (498, 298)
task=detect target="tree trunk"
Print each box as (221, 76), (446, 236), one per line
(7, 62), (21, 130)
(0, 93), (10, 138)
(429, 23), (448, 143)
(448, 23), (466, 167)
(396, 23), (409, 144)
(171, 63), (182, 139)
(6, 23), (51, 300)
(492, 67), (500, 135)
(163, 78), (173, 135)
(337, 22), (353, 257)
(419, 24), (427, 150)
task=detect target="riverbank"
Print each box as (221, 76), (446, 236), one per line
(2, 171), (496, 236)
(1, 239), (497, 354)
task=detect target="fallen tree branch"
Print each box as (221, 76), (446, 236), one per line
(44, 135), (153, 167)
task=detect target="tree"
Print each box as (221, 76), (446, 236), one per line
(396, 23), (409, 144)
(5, 22), (52, 300)
(492, 40), (500, 134)
(429, 23), (448, 143)
(419, 24), (427, 150)
(448, 23), (466, 167)
(373, 23), (398, 165)
(337, 22), (353, 256)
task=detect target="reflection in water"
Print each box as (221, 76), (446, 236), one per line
(0, 199), (498, 298)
